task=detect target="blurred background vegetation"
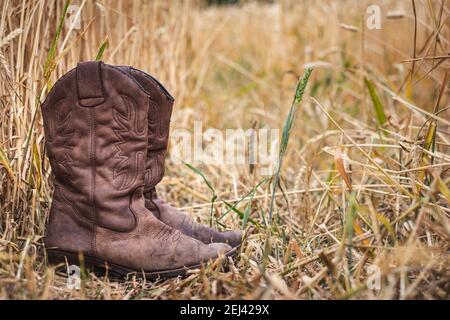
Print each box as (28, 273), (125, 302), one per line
(0, 0), (449, 299)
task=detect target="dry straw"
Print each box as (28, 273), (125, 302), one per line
(0, 0), (448, 299)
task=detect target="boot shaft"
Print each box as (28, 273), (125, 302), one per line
(42, 61), (151, 232)
(115, 67), (174, 192)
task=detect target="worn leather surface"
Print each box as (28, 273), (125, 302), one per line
(145, 190), (241, 248)
(43, 61), (231, 272)
(117, 67), (242, 248)
(96, 189), (229, 271)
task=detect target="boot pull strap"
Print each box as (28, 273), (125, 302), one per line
(76, 61), (105, 107)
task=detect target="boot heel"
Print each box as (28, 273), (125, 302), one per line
(47, 248), (85, 264)
(47, 249), (95, 272)
(47, 249), (125, 279)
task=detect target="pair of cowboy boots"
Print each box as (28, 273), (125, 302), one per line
(42, 61), (241, 278)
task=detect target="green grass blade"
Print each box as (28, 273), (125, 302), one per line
(183, 161), (218, 227)
(364, 77), (387, 126)
(268, 67), (313, 222)
(44, 0), (70, 87)
(95, 38), (109, 61)
(418, 120), (437, 188)
(219, 177), (268, 220)
(423, 120), (437, 153)
(0, 147), (14, 180)
(345, 192), (358, 269)
(183, 161), (216, 194)
(223, 200), (260, 227)
(23, 2), (71, 176)
(242, 191), (255, 229)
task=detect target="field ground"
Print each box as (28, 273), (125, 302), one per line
(0, 0), (449, 299)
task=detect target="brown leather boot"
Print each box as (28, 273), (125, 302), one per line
(43, 61), (233, 279)
(115, 66), (242, 248)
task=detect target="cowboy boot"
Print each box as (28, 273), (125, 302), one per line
(115, 66), (242, 248)
(43, 61), (233, 279)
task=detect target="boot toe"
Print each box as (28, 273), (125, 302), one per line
(203, 242), (233, 259)
(213, 230), (242, 248)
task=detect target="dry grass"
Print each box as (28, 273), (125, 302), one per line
(0, 0), (449, 299)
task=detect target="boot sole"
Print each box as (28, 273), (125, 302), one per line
(47, 248), (237, 280)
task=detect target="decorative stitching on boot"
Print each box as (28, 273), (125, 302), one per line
(153, 224), (181, 242)
(57, 107), (75, 180)
(44, 98), (75, 180)
(112, 95), (146, 190)
(147, 100), (170, 144)
(146, 154), (160, 188)
(181, 214), (195, 231)
(43, 98), (65, 143)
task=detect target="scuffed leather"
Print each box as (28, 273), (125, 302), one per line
(148, 193), (242, 248)
(45, 185), (96, 256)
(43, 61), (231, 272)
(118, 67), (242, 248)
(96, 189), (229, 271)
